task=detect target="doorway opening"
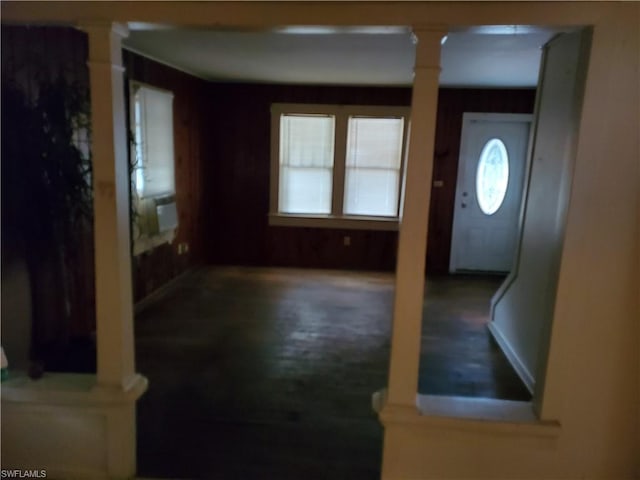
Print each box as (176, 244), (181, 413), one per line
(123, 21), (591, 477)
(419, 26), (591, 411)
(419, 111), (533, 401)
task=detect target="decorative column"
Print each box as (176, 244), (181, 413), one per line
(84, 22), (138, 390)
(83, 22), (147, 479)
(385, 27), (445, 409)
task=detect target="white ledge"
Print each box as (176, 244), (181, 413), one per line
(1, 372), (148, 406)
(269, 213), (399, 231)
(374, 390), (561, 438)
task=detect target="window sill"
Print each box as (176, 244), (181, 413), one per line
(374, 390), (561, 438)
(133, 229), (176, 256)
(268, 213), (399, 231)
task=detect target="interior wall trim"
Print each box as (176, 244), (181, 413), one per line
(488, 321), (535, 394)
(122, 45), (207, 81)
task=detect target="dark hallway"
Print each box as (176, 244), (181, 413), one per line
(135, 267), (529, 479)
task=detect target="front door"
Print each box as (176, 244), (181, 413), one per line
(449, 113), (532, 273)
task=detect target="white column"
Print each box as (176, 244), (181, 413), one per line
(386, 28), (445, 408)
(84, 23), (137, 390)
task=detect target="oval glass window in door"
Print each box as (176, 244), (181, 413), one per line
(476, 138), (509, 215)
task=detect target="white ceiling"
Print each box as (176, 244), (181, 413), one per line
(123, 27), (557, 88)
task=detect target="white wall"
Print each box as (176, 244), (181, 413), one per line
(489, 29), (591, 393)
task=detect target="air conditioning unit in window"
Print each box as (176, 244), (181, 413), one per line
(135, 194), (178, 236)
(154, 195), (178, 233)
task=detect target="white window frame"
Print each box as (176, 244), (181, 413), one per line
(270, 103), (410, 231)
(130, 81), (176, 200)
(129, 81), (178, 255)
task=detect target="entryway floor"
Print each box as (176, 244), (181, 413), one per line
(135, 267), (530, 479)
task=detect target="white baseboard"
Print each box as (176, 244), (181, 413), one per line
(487, 321), (535, 394)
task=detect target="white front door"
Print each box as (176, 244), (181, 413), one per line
(449, 113), (532, 273)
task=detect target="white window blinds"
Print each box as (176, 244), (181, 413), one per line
(344, 117), (404, 217)
(133, 86), (175, 198)
(279, 114), (335, 214)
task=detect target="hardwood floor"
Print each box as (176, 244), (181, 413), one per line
(134, 267), (529, 479)
(419, 274), (531, 400)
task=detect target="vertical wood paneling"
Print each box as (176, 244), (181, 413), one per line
(0, 26), (536, 366)
(204, 83), (410, 270)
(203, 84), (535, 272)
(1, 26), (96, 344)
(122, 51), (208, 302)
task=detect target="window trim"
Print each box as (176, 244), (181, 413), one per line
(270, 103), (410, 229)
(129, 80), (176, 200)
(128, 80), (178, 256)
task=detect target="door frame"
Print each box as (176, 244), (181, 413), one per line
(449, 112), (534, 273)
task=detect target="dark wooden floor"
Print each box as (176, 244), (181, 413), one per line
(135, 267), (529, 479)
(419, 274), (531, 400)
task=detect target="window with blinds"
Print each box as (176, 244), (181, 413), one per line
(344, 117), (404, 217)
(279, 114), (335, 214)
(130, 82), (178, 255)
(270, 104), (409, 229)
(132, 84), (175, 199)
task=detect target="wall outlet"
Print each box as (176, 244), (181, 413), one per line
(177, 242), (189, 255)
(343, 236), (351, 247)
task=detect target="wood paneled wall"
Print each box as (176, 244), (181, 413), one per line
(204, 83), (535, 273)
(204, 83), (412, 270)
(123, 51), (208, 301)
(0, 27), (536, 327)
(1, 26), (96, 344)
